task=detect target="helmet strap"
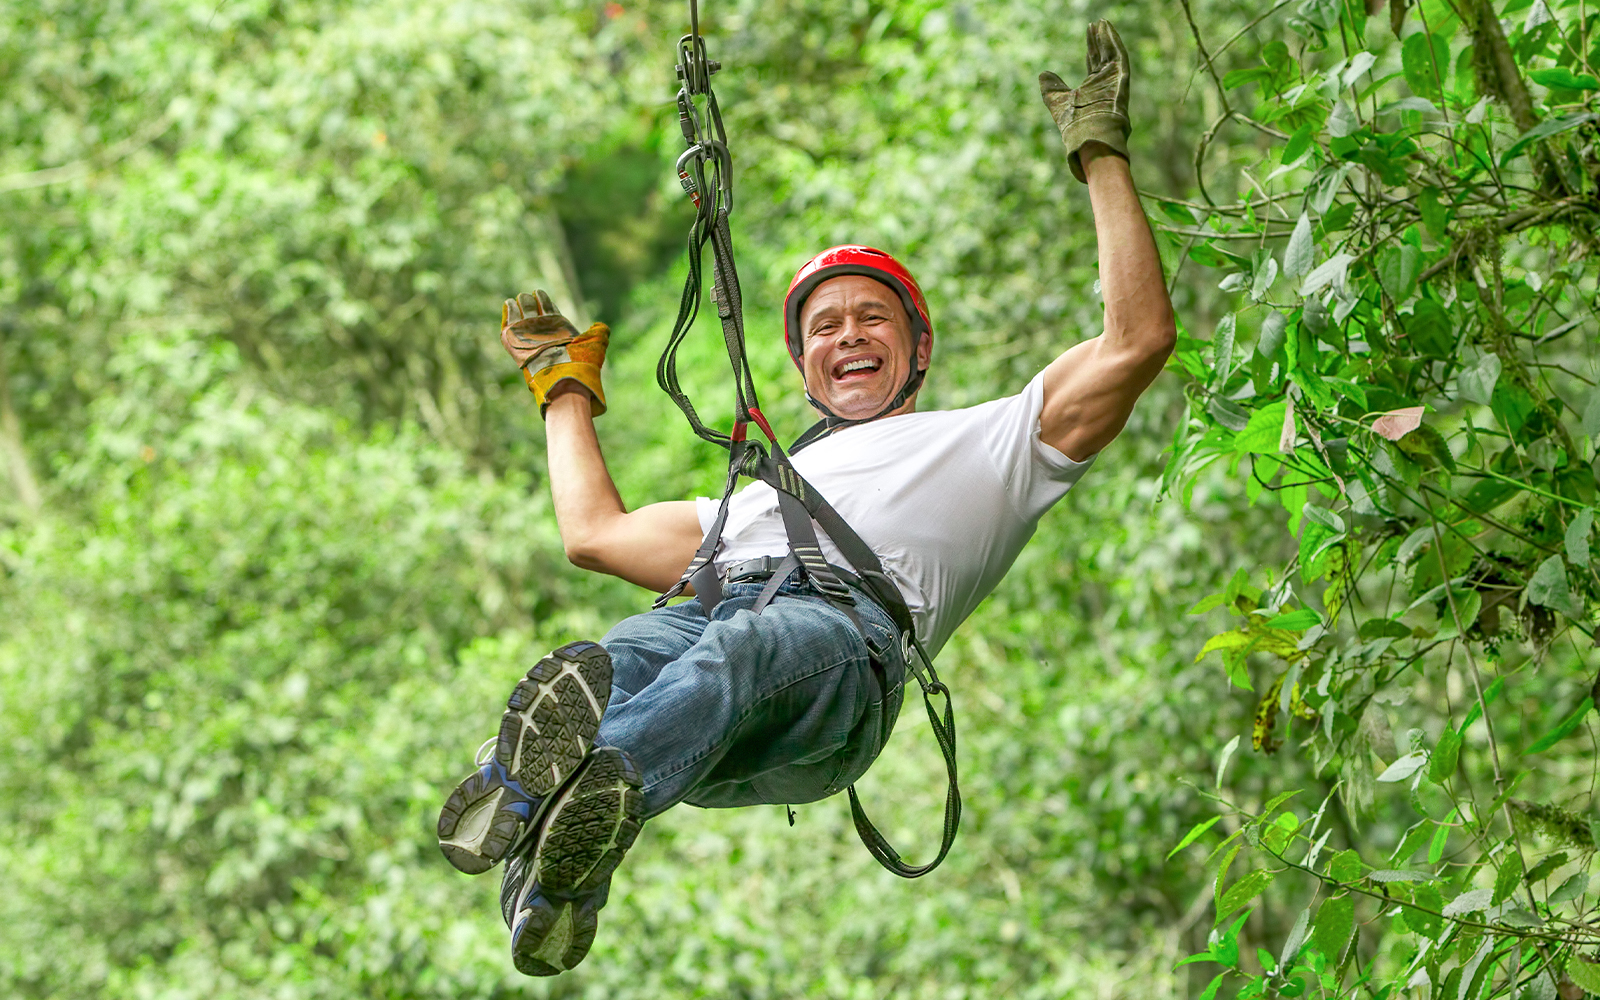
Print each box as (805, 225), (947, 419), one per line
(795, 363), (925, 453)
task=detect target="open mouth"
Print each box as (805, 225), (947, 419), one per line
(831, 355), (884, 381)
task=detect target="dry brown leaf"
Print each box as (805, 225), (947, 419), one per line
(1372, 406), (1425, 441)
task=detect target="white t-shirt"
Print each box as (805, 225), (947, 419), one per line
(696, 372), (1094, 657)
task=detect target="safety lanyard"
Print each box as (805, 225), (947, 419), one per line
(653, 0), (960, 879)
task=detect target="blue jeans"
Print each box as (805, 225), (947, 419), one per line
(595, 571), (906, 819)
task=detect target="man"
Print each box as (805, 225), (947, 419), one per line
(435, 21), (1174, 976)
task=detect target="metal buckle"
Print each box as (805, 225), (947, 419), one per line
(725, 555), (777, 583)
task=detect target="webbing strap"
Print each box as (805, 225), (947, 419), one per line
(848, 680), (959, 878)
(656, 438), (753, 611)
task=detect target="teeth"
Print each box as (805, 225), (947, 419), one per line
(839, 359), (879, 374)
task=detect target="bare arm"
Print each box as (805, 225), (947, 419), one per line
(544, 387), (704, 592)
(1039, 144), (1176, 463)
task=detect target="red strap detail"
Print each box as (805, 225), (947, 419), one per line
(747, 407), (777, 443)
(731, 421), (748, 442)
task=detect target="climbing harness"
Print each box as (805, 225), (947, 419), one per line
(653, 0), (961, 878)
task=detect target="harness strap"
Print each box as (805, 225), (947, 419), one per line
(848, 680), (959, 877)
(755, 452), (961, 878)
(656, 438), (752, 611)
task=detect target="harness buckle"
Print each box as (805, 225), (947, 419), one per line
(723, 555), (782, 584)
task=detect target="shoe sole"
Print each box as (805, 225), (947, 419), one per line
(437, 641), (613, 875)
(511, 886), (605, 977)
(533, 747), (643, 895)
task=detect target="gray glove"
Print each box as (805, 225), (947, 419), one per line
(1039, 20), (1132, 183)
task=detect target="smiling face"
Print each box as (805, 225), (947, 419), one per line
(798, 274), (930, 421)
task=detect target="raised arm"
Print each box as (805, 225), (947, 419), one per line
(1036, 21), (1176, 463)
(499, 291), (702, 591)
(544, 388), (702, 591)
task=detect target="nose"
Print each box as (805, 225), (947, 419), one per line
(834, 319), (868, 346)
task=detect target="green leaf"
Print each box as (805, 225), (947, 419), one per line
(1568, 957), (1600, 996)
(1284, 213), (1314, 277)
(1212, 314), (1237, 385)
(1197, 973), (1225, 1000)
(1159, 200), (1199, 225)
(1279, 906), (1312, 969)
(1283, 124), (1315, 165)
(1491, 380), (1537, 434)
(1217, 734), (1241, 788)
(1368, 869), (1438, 882)
(1460, 676), (1505, 734)
(1310, 894), (1354, 960)
(1526, 555), (1582, 618)
(1251, 255), (1280, 302)
(1443, 887), (1492, 916)
(1236, 401), (1290, 454)
(1401, 32), (1450, 98)
(1457, 353), (1501, 405)
(1260, 789), (1304, 819)
(1583, 391), (1600, 439)
(1427, 817), (1451, 864)
(1359, 618), (1412, 640)
(1189, 592), (1229, 615)
(1418, 187), (1449, 240)
(1301, 253), (1354, 296)
(1224, 66), (1273, 89)
(1377, 245), (1422, 301)
(1406, 885), (1445, 940)
(1492, 850), (1524, 906)
(1189, 242), (1234, 268)
(1500, 112), (1598, 167)
(1258, 311), (1288, 358)
(1525, 700), (1594, 754)
(1209, 395), (1251, 432)
(1525, 851), (1569, 884)
(1377, 751), (1428, 783)
(1266, 608), (1322, 630)
(1169, 816), (1224, 859)
(1218, 868), (1277, 918)
(1428, 729), (1461, 783)
(1329, 849), (1363, 882)
(1549, 872), (1589, 905)
(1327, 100), (1359, 138)
(1565, 508), (1593, 568)
(1529, 66), (1600, 90)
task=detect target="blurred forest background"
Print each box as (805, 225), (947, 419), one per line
(3, 0), (1598, 997)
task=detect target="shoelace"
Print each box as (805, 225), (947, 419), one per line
(475, 736), (497, 767)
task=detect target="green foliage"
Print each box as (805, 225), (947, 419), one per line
(5, 0), (1597, 996)
(1168, 0), (1600, 995)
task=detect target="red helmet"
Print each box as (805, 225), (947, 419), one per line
(782, 245), (933, 368)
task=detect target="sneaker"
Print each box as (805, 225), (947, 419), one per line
(504, 746), (644, 976)
(437, 641), (613, 875)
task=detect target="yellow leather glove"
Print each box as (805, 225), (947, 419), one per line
(500, 290), (609, 418)
(1040, 20), (1132, 183)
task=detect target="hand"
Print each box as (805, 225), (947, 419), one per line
(1039, 20), (1131, 184)
(500, 290), (610, 418)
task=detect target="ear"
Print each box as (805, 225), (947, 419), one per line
(914, 329), (932, 372)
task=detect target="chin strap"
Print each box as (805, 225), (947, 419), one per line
(793, 362), (926, 454)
